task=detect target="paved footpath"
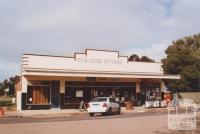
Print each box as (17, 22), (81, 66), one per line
(0, 111), (166, 124)
(2, 106), (165, 118)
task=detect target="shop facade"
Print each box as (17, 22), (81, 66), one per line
(16, 49), (180, 111)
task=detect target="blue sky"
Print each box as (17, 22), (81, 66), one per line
(0, 0), (200, 81)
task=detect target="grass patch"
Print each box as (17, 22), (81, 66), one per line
(0, 97), (16, 111)
(0, 97), (13, 107)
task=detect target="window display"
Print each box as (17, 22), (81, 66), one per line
(27, 81), (50, 105)
(141, 82), (164, 108)
(64, 81), (136, 108)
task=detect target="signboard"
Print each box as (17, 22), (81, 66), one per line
(4, 88), (9, 92)
(76, 57), (124, 65)
(76, 90), (83, 97)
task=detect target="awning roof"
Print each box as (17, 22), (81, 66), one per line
(22, 68), (180, 80)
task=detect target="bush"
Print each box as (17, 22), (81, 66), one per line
(0, 98), (13, 106)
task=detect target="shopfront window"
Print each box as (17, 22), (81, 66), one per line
(64, 81), (136, 108)
(146, 88), (161, 101)
(141, 82), (161, 101)
(64, 81), (87, 107)
(27, 81), (50, 105)
(115, 88), (135, 102)
(141, 82), (163, 108)
(64, 87), (81, 104)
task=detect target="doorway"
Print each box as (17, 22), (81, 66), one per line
(51, 81), (60, 108)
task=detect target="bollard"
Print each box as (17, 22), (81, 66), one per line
(0, 107), (4, 117)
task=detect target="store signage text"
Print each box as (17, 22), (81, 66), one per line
(76, 58), (124, 65)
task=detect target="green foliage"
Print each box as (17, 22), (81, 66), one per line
(162, 33), (200, 92)
(0, 98), (12, 106)
(140, 56), (155, 62)
(128, 54), (155, 62)
(0, 75), (20, 96)
(128, 54), (140, 61)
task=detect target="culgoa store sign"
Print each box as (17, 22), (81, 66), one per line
(76, 58), (124, 65)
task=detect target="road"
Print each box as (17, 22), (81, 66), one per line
(0, 111), (166, 124)
(0, 112), (200, 134)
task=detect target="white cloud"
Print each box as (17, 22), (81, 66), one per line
(125, 43), (169, 61)
(0, 0), (200, 81)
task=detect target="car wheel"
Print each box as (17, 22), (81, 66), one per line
(117, 107), (121, 114)
(89, 113), (94, 117)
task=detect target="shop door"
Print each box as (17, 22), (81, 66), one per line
(51, 81), (60, 108)
(140, 93), (146, 105)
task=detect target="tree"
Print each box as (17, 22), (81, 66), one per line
(0, 75), (20, 96)
(140, 56), (155, 62)
(128, 54), (155, 62)
(8, 76), (20, 96)
(0, 83), (5, 96)
(162, 33), (200, 92)
(128, 54), (140, 61)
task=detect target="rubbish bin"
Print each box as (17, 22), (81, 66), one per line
(0, 107), (4, 117)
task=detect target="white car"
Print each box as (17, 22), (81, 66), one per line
(87, 97), (121, 117)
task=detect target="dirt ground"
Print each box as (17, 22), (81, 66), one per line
(1, 113), (200, 134)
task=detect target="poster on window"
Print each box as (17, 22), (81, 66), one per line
(76, 90), (83, 97)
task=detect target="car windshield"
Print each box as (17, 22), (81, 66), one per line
(91, 97), (107, 102)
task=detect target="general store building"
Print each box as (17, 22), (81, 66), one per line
(16, 49), (180, 111)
